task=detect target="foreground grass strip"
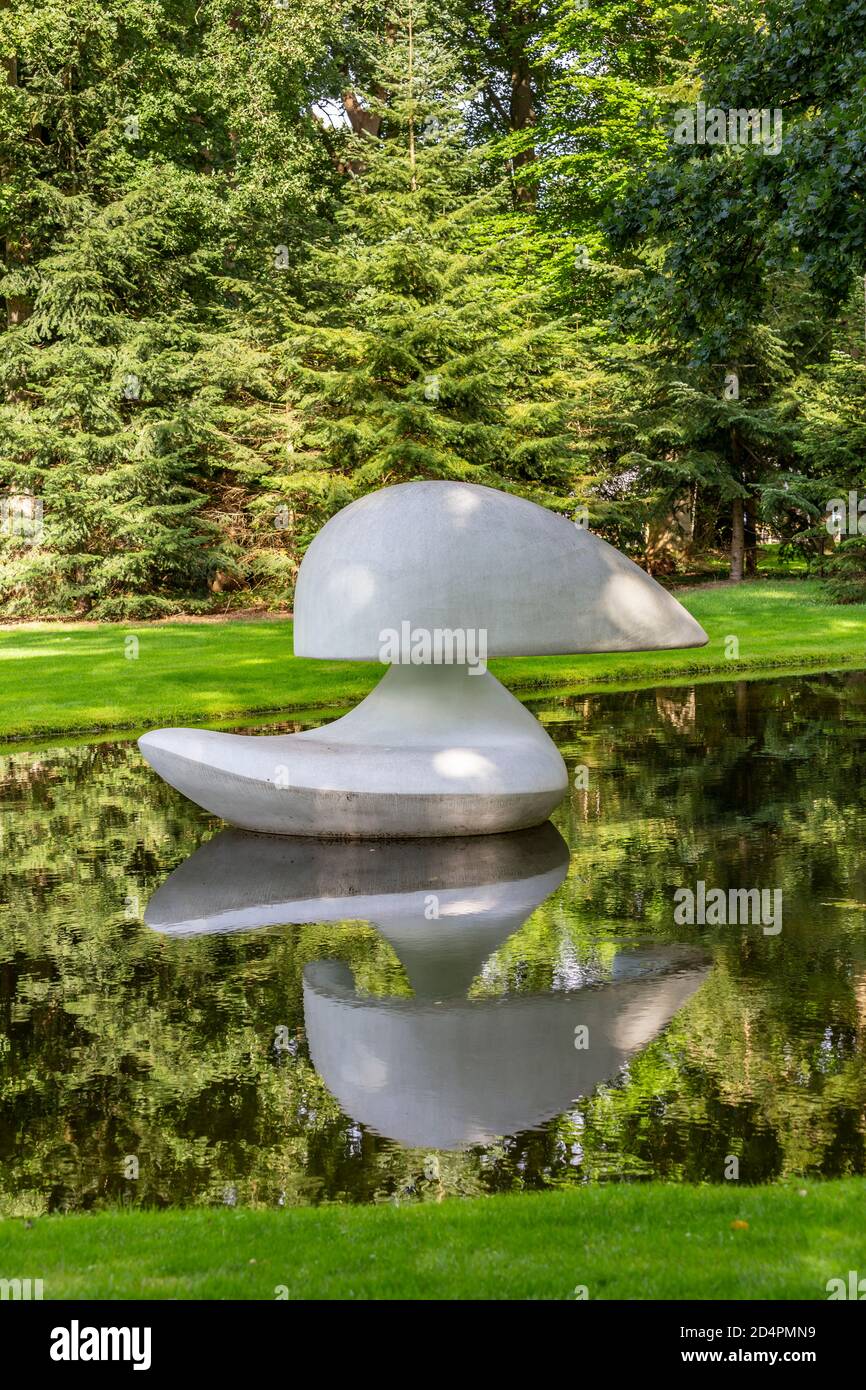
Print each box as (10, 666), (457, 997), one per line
(1, 1181), (864, 1299)
(1, 581), (865, 739)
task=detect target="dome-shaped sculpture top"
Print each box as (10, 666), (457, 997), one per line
(294, 480), (707, 659)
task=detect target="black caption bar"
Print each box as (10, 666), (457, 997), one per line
(3, 1297), (861, 1375)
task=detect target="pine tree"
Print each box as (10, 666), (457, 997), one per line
(282, 0), (583, 537)
(789, 295), (866, 598)
(0, 0), (337, 617)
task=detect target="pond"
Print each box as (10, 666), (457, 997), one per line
(1, 670), (865, 1213)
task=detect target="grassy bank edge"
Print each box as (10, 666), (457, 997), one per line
(1, 1180), (864, 1300)
(3, 651), (865, 755)
(2, 581), (866, 743)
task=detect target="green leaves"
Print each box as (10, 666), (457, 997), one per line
(609, 0), (866, 354)
(0, 0), (340, 616)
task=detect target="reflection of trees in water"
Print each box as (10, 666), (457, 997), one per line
(541, 673), (866, 1184)
(1, 672), (866, 1212)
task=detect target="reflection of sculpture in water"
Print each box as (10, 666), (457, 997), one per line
(146, 825), (709, 1150)
(139, 481), (706, 838)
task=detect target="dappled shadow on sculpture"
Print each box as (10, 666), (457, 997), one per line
(145, 825), (710, 1150)
(139, 481), (707, 838)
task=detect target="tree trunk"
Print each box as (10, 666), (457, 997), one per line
(510, 58), (534, 132)
(505, 3), (536, 204)
(744, 506), (758, 575)
(729, 426), (745, 581)
(407, 2), (416, 192)
(3, 15), (29, 329)
(730, 496), (745, 582)
(341, 90), (382, 141)
(509, 55), (535, 200)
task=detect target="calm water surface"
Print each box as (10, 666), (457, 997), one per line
(1, 672), (865, 1212)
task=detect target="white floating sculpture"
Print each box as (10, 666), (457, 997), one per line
(139, 480), (707, 837)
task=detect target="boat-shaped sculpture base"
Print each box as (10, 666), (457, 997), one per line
(138, 664), (568, 839)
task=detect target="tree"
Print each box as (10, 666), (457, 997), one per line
(283, 1), (583, 526)
(786, 296), (866, 597)
(543, 0), (866, 581)
(0, 0), (338, 616)
(609, 0), (866, 357)
(444, 1), (548, 199)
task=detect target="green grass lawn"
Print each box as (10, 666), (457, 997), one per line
(1, 1181), (862, 1300)
(1, 580), (864, 742)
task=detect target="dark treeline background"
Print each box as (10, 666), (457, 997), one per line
(1, 0), (865, 618)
